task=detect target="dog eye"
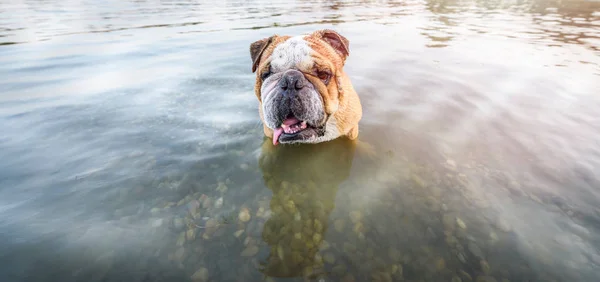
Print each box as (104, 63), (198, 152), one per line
(317, 70), (331, 83)
(261, 67), (272, 81)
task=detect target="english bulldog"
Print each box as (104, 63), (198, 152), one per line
(249, 29), (363, 146)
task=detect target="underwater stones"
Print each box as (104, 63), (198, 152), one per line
(174, 247), (186, 262)
(457, 252), (466, 263)
(313, 233), (322, 244)
(341, 274), (356, 282)
(334, 219), (346, 232)
(256, 207), (267, 218)
(241, 245), (259, 257)
(234, 229), (245, 238)
(314, 219), (324, 233)
(189, 199), (200, 212)
(284, 200), (297, 214)
(176, 232), (186, 247)
(443, 214), (456, 231)
(203, 218), (219, 240)
(456, 217), (467, 229)
(480, 260), (491, 274)
(459, 270), (473, 282)
(468, 242), (484, 259)
(173, 218), (184, 231)
(388, 248), (401, 261)
(324, 253), (336, 264)
(371, 271), (393, 282)
(206, 218), (218, 229)
(238, 208), (251, 222)
(353, 222), (365, 234)
(191, 267), (209, 282)
(201, 197), (212, 209)
(214, 197), (223, 209)
(495, 218), (512, 232)
(314, 253), (324, 266)
(392, 264), (403, 279)
(435, 257), (446, 271)
(411, 173), (426, 187)
(186, 228), (196, 241)
(476, 276), (498, 282)
(349, 211), (363, 223)
(302, 266), (314, 277)
(320, 240), (331, 251)
(332, 264), (347, 276)
(216, 182), (228, 193)
(343, 243), (357, 253)
(152, 218), (163, 228)
(489, 232), (499, 242)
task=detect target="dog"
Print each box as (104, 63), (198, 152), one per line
(249, 29), (362, 146)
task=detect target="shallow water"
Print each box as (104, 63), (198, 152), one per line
(1, 0), (600, 281)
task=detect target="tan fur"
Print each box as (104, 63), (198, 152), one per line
(250, 30), (362, 143)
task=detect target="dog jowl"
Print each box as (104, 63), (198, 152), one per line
(249, 29), (363, 146)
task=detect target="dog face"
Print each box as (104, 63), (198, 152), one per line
(250, 29), (362, 146)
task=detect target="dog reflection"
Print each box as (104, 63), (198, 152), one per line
(256, 137), (357, 279)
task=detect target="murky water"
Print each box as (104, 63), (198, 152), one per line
(1, 0), (600, 281)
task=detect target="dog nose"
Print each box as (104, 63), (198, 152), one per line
(279, 70), (304, 91)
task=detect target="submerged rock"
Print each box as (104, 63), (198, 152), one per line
(238, 208), (251, 222)
(476, 276), (498, 282)
(191, 267), (209, 282)
(173, 218), (184, 231)
(334, 219), (346, 232)
(186, 228), (196, 241)
(176, 232), (186, 247)
(341, 274), (356, 282)
(234, 229), (244, 238)
(480, 260), (490, 274)
(468, 242), (484, 259)
(435, 257), (446, 271)
(241, 245), (259, 257)
(459, 270), (473, 282)
(349, 211), (363, 223)
(332, 264), (347, 276)
(152, 218), (163, 227)
(456, 217), (467, 229)
(324, 253), (336, 264)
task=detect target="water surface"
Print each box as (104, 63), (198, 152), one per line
(1, 0), (600, 281)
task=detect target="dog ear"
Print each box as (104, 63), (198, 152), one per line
(317, 29), (350, 59)
(250, 35), (276, 73)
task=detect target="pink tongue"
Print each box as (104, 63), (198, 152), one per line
(282, 117), (300, 126)
(273, 127), (284, 146)
(273, 117), (301, 146)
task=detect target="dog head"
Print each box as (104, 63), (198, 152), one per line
(250, 29), (362, 146)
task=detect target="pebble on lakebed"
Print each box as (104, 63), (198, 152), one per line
(456, 217), (467, 229)
(239, 207), (251, 222)
(191, 267), (209, 282)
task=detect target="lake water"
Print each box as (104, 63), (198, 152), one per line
(1, 0), (600, 281)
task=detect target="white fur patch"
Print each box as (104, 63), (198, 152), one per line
(314, 116), (340, 143)
(270, 36), (312, 72)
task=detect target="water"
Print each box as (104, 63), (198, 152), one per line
(1, 0), (600, 281)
